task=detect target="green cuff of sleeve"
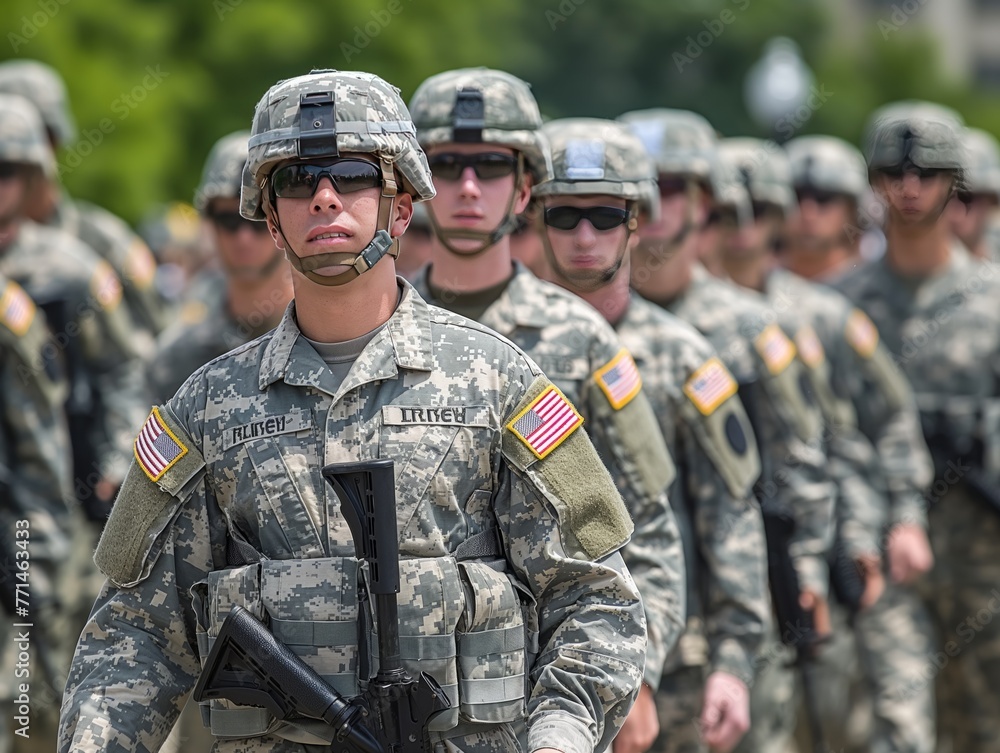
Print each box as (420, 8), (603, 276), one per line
(528, 712), (594, 753)
(793, 554), (828, 600)
(838, 520), (879, 560)
(709, 638), (754, 688)
(889, 492), (928, 529)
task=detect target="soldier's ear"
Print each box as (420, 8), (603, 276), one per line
(390, 193), (414, 239)
(263, 204), (285, 250)
(514, 173), (533, 215)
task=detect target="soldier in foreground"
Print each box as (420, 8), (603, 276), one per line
(535, 116), (770, 753)
(146, 131), (292, 403)
(407, 69), (685, 753)
(834, 104), (1000, 753)
(58, 68), (646, 753)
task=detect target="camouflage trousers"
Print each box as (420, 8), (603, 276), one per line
(733, 636), (796, 753)
(922, 488), (1000, 753)
(650, 664), (707, 753)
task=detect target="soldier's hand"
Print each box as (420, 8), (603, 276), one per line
(699, 671), (750, 753)
(613, 683), (659, 753)
(855, 553), (885, 609)
(886, 522), (934, 585)
(799, 589), (831, 638)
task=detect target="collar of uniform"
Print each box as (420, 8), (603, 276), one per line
(480, 262), (551, 332)
(617, 293), (654, 366)
(257, 281), (434, 392)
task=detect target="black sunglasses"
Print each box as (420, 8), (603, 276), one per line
(209, 211), (270, 234)
(795, 188), (841, 205)
(543, 206), (630, 231)
(879, 165), (948, 180)
(706, 208), (739, 229)
(428, 152), (518, 181)
(0, 163), (24, 180)
(657, 176), (689, 196)
(270, 158), (382, 199)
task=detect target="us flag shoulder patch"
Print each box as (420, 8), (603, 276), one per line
(0, 281), (35, 337)
(506, 385), (584, 460)
(683, 357), (738, 416)
(795, 325), (825, 369)
(845, 309), (879, 359)
(594, 349), (642, 410)
(755, 323), (796, 376)
(91, 261), (123, 311)
(135, 407), (188, 482)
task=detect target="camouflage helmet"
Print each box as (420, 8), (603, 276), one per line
(408, 67), (552, 182)
(0, 93), (56, 178)
(708, 158), (753, 227)
(617, 108), (717, 183)
(960, 128), (1000, 199)
(716, 137), (795, 215)
(194, 131), (250, 214)
(0, 60), (76, 147)
(863, 101), (966, 178)
(241, 68), (434, 221)
(785, 135), (867, 201)
(534, 117), (659, 221)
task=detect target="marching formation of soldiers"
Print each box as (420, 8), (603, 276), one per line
(0, 56), (998, 753)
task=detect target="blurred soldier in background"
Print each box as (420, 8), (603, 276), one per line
(408, 67), (685, 753)
(835, 102), (1000, 753)
(784, 134), (938, 753)
(145, 131), (291, 404)
(536, 115), (770, 753)
(138, 201), (210, 304)
(0, 59), (168, 356)
(946, 127), (1000, 262)
(621, 107), (837, 753)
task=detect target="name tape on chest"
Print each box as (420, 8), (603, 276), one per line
(223, 413), (312, 450)
(507, 385), (584, 460)
(754, 323), (796, 376)
(683, 356), (738, 416)
(135, 407), (189, 482)
(382, 404), (490, 427)
(594, 349), (643, 410)
(0, 281), (35, 337)
(845, 309), (879, 359)
(795, 325), (825, 369)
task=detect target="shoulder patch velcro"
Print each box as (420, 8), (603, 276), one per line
(795, 325), (825, 370)
(684, 357), (738, 416)
(594, 349), (643, 410)
(845, 309), (879, 359)
(504, 376), (631, 560)
(0, 280), (35, 337)
(754, 323), (796, 376)
(507, 382), (583, 460)
(91, 260), (123, 311)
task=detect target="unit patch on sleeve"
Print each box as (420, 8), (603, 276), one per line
(135, 406), (189, 482)
(795, 325), (825, 369)
(0, 281), (35, 337)
(594, 349), (643, 410)
(683, 356), (738, 416)
(845, 309), (879, 359)
(91, 260), (123, 310)
(754, 323), (796, 376)
(506, 385), (584, 460)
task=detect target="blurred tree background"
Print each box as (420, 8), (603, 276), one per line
(4, 0), (1000, 226)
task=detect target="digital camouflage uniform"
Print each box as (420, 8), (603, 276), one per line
(410, 70), (685, 693)
(957, 128), (1000, 262)
(58, 69), (647, 753)
(532, 116), (768, 753)
(835, 106), (1000, 753)
(0, 59), (168, 356)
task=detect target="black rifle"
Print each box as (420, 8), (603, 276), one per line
(738, 382), (829, 753)
(194, 459), (449, 752)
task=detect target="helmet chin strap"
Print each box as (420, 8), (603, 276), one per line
(266, 158), (401, 287)
(538, 201), (638, 291)
(425, 153), (525, 257)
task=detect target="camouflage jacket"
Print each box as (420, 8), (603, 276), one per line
(58, 281), (646, 753)
(771, 266), (932, 532)
(833, 244), (1000, 509)
(662, 264), (836, 596)
(0, 221), (146, 485)
(414, 262), (685, 689)
(616, 294), (769, 686)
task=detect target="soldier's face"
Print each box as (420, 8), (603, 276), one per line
(947, 192), (999, 248)
(787, 190), (854, 249)
(873, 169), (955, 227)
(425, 144), (531, 253)
(0, 164), (29, 225)
(208, 197), (283, 280)
(542, 195), (634, 291)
